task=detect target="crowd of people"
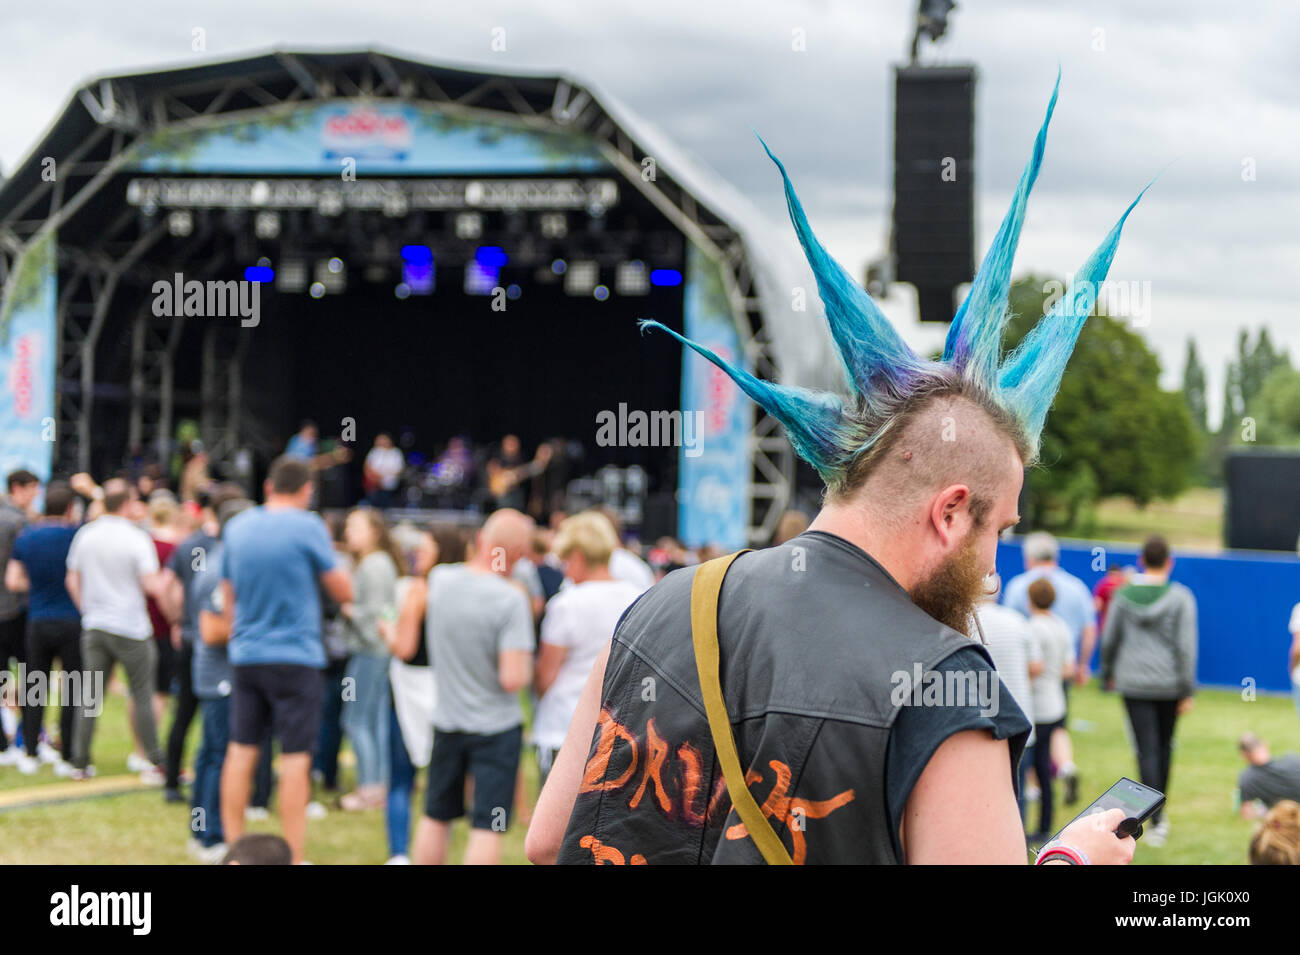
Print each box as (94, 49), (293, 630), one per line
(978, 531), (1199, 848)
(3, 455), (1300, 864)
(0, 458), (722, 864)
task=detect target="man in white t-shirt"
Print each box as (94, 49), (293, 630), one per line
(533, 512), (642, 784)
(65, 478), (172, 781)
(975, 586), (1042, 820)
(363, 433), (405, 509)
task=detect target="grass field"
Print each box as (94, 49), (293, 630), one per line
(1082, 487), (1225, 553)
(0, 675), (1295, 864)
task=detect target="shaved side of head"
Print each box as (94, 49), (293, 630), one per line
(845, 391), (1023, 534)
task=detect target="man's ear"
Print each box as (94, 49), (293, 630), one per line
(929, 484), (972, 549)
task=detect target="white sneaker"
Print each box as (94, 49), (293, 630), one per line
(16, 753), (39, 775)
(37, 741), (60, 764)
(199, 843), (228, 865)
(1146, 820), (1169, 847)
(306, 800), (328, 820)
(54, 760), (76, 778)
(139, 766), (166, 786)
(70, 765), (97, 781)
(0, 748), (20, 767)
(186, 837), (206, 860)
(245, 806), (270, 822)
(126, 753), (152, 773)
(385, 854), (411, 865)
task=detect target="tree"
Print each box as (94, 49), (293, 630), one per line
(1003, 276), (1197, 529)
(1181, 339), (1208, 433)
(1238, 364), (1300, 447)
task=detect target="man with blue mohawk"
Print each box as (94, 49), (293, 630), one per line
(527, 77), (1143, 865)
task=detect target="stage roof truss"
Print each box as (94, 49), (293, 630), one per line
(0, 49), (794, 543)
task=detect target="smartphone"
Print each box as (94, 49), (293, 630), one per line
(1046, 777), (1165, 845)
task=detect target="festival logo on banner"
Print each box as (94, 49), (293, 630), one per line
(321, 108), (413, 161)
(679, 242), (750, 551)
(7, 333), (39, 421)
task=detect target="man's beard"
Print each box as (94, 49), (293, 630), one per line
(910, 533), (987, 635)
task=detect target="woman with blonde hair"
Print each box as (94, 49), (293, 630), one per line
(339, 508), (401, 811)
(1250, 799), (1300, 865)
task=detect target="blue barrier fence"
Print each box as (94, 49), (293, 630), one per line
(996, 539), (1300, 694)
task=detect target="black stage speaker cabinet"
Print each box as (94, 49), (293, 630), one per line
(893, 64), (976, 323)
(1224, 450), (1300, 552)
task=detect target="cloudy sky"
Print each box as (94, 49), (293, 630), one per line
(2, 0), (1295, 424)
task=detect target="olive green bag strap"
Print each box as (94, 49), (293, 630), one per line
(690, 550), (793, 865)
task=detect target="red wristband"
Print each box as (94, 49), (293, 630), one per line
(1036, 844), (1087, 865)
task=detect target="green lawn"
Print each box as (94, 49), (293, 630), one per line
(1083, 487), (1225, 553)
(1, 677), (1295, 864)
(0, 687), (537, 864)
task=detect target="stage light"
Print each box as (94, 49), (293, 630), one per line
(403, 261), (434, 295)
(401, 245), (433, 265)
(310, 282), (326, 299)
(277, 259), (308, 293)
(455, 212), (483, 240)
(650, 269), (683, 287)
(395, 283), (411, 299)
(254, 211), (280, 239)
(551, 259), (567, 275)
(506, 284), (522, 300)
(167, 210), (193, 237)
(464, 262), (499, 296)
(593, 285), (610, 301)
(564, 260), (598, 296)
(540, 213), (567, 239)
(616, 260), (649, 296)
(475, 246), (508, 268)
(314, 259), (345, 294)
(244, 266), (274, 283)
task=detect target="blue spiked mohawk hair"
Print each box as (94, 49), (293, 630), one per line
(642, 73), (1148, 496)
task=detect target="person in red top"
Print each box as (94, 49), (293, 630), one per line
(1092, 564), (1129, 636)
(134, 491), (184, 773)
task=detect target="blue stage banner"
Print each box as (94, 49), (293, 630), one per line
(129, 101), (611, 174)
(0, 232), (57, 484)
(678, 242), (750, 550)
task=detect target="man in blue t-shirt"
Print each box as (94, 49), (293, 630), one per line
(217, 457), (351, 864)
(5, 482), (80, 772)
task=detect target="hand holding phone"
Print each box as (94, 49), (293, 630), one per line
(1048, 809), (1136, 865)
(1044, 777), (1164, 861)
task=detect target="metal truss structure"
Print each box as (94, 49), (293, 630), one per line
(0, 50), (793, 544)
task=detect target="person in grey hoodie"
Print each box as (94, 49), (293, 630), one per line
(1100, 534), (1197, 847)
